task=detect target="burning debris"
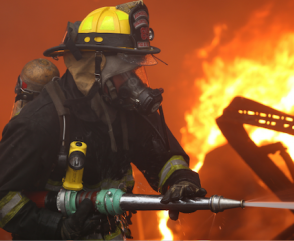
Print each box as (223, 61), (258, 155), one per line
(181, 3), (294, 173)
(178, 1), (294, 240)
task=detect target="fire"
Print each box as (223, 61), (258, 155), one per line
(181, 4), (294, 176)
(158, 3), (294, 240)
(157, 211), (173, 240)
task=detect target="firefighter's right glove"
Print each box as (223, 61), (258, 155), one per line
(60, 199), (100, 240)
(161, 181), (207, 221)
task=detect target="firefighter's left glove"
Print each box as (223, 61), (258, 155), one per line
(161, 181), (207, 221)
(60, 199), (100, 240)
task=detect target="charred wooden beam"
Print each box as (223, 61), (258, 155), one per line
(216, 96), (294, 202)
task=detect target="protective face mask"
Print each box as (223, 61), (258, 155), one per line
(110, 67), (163, 114)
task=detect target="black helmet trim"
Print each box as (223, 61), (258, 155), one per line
(63, 22), (83, 60)
(44, 44), (160, 57)
(76, 33), (134, 48)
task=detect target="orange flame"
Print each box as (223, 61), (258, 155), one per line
(181, 4), (294, 178)
(159, 4), (294, 239)
(157, 211), (173, 240)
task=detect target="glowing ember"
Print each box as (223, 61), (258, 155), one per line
(181, 4), (294, 177)
(157, 211), (173, 240)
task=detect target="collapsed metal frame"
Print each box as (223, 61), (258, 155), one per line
(216, 96), (294, 240)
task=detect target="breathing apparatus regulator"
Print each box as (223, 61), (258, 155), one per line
(106, 65), (163, 115)
(43, 0), (164, 116)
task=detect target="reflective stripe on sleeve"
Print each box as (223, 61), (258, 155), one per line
(0, 191), (29, 228)
(158, 155), (190, 193)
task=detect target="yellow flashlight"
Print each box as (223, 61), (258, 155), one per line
(62, 141), (87, 191)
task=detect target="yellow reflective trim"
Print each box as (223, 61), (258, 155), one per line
(82, 16), (94, 30)
(158, 165), (189, 193)
(158, 155), (190, 193)
(0, 192), (17, 210)
(116, 10), (129, 21)
(158, 155), (186, 180)
(100, 16), (115, 31)
(0, 192), (29, 228)
(94, 37), (103, 42)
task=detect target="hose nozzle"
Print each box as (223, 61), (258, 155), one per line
(210, 195), (244, 213)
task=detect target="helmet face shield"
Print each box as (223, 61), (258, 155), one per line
(117, 53), (157, 66)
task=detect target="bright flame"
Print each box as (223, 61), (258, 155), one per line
(157, 211), (173, 240)
(181, 4), (294, 175)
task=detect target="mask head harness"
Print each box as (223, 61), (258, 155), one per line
(95, 51), (103, 90)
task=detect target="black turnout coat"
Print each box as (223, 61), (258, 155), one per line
(0, 71), (201, 239)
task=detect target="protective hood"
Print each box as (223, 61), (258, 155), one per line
(64, 51), (106, 96)
(64, 52), (138, 96)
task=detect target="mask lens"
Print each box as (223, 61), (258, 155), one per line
(111, 66), (149, 90)
(111, 74), (128, 90)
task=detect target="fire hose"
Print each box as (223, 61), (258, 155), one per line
(23, 141), (244, 216)
(26, 188), (244, 217)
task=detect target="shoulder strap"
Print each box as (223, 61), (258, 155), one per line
(44, 79), (70, 173)
(45, 80), (70, 116)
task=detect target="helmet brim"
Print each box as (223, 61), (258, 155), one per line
(43, 43), (160, 57)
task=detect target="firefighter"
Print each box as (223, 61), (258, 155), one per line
(0, 1), (206, 240)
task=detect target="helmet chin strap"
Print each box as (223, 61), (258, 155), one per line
(95, 51), (103, 91)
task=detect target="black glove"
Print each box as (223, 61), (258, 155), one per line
(59, 199), (100, 240)
(161, 181), (207, 221)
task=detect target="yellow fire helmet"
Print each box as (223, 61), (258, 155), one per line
(43, 0), (160, 60)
